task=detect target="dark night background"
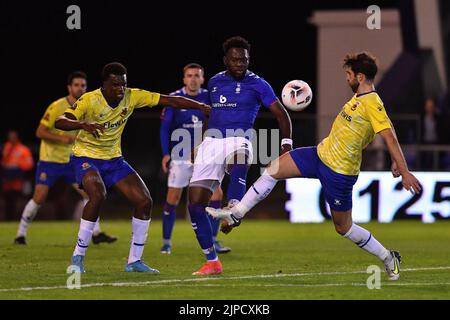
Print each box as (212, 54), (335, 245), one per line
(0, 0), (406, 217)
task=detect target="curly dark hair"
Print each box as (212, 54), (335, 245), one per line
(343, 52), (378, 80)
(223, 36), (251, 54)
(102, 62), (127, 81)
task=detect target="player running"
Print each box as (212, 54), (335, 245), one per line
(207, 52), (422, 281)
(188, 36), (293, 275)
(14, 71), (116, 245)
(159, 63), (230, 254)
(55, 62), (210, 273)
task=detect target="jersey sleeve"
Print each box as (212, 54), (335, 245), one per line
(131, 89), (161, 109)
(64, 95), (89, 120)
(40, 103), (57, 129)
(365, 100), (392, 133)
(160, 107), (174, 156)
(257, 78), (278, 108)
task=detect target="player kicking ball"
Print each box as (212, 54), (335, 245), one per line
(55, 62), (210, 273)
(14, 71), (116, 245)
(188, 37), (292, 275)
(207, 52), (422, 281)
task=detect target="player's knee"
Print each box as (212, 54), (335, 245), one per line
(90, 188), (107, 204)
(138, 194), (153, 212)
(334, 222), (351, 236)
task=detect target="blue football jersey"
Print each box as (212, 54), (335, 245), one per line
(160, 88), (209, 157)
(207, 70), (278, 137)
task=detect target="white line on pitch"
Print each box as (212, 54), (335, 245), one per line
(1, 266), (450, 293)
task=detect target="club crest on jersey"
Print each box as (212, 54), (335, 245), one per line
(120, 107), (128, 118)
(39, 172), (47, 181)
(81, 162), (91, 170)
(71, 103), (78, 110)
(351, 102), (360, 111)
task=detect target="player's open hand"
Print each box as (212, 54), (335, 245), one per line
(161, 155), (171, 173)
(401, 171), (422, 194)
(198, 103), (211, 116)
(81, 122), (104, 139)
(391, 161), (401, 178)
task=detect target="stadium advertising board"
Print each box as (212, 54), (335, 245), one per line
(286, 172), (450, 223)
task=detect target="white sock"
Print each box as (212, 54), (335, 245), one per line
(73, 219), (96, 256)
(128, 217), (151, 264)
(233, 172), (278, 219)
(17, 199), (41, 237)
(93, 217), (101, 236)
(344, 224), (390, 261)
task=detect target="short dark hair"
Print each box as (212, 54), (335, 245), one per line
(67, 71), (87, 85)
(223, 36), (251, 54)
(183, 63), (204, 75)
(102, 62), (127, 81)
(343, 52), (378, 80)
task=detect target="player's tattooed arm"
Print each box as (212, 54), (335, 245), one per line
(159, 95), (211, 116)
(378, 128), (422, 194)
(36, 124), (75, 144)
(55, 113), (104, 139)
(268, 100), (293, 154)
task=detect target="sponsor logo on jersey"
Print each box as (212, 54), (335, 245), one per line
(340, 110), (352, 122)
(104, 118), (127, 129)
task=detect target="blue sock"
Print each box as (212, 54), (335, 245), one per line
(188, 203), (217, 261)
(208, 200), (221, 240)
(227, 164), (249, 201)
(162, 202), (177, 243)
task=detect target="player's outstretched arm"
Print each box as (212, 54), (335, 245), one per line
(36, 124), (74, 144)
(268, 100), (293, 154)
(159, 95), (210, 116)
(378, 128), (421, 194)
(55, 113), (104, 139)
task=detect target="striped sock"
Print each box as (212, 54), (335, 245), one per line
(128, 217), (150, 264)
(344, 224), (389, 261)
(189, 203), (217, 261)
(208, 200), (222, 239)
(73, 218), (96, 256)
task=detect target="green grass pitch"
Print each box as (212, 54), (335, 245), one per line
(0, 219), (449, 299)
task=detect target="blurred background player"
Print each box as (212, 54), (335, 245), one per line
(159, 63), (230, 254)
(1, 130), (34, 221)
(55, 62), (210, 273)
(14, 72), (117, 245)
(207, 52), (422, 281)
(187, 36), (293, 275)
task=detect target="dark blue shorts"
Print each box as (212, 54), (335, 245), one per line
(35, 161), (76, 187)
(70, 155), (136, 188)
(289, 147), (358, 211)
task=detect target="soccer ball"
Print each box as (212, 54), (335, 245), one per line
(281, 80), (313, 111)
